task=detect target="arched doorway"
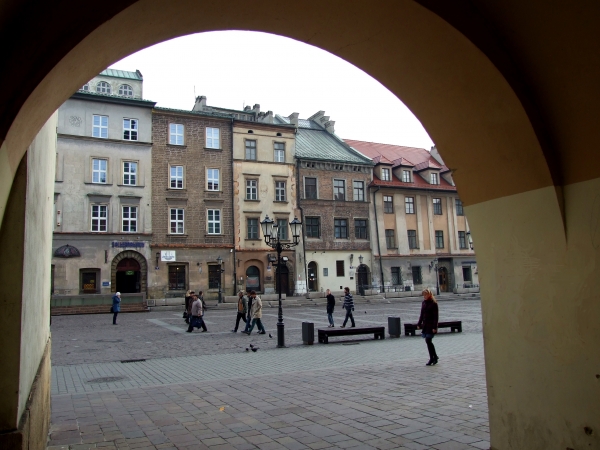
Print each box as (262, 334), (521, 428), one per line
(307, 261), (318, 292)
(111, 251), (148, 294)
(275, 263), (291, 296)
(356, 264), (370, 296)
(246, 266), (260, 292)
(438, 267), (448, 292)
(116, 258), (141, 293)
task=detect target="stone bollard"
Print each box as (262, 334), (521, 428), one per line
(302, 321), (314, 345)
(388, 316), (401, 338)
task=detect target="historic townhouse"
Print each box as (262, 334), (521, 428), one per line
(52, 69), (156, 297)
(274, 112), (374, 294)
(345, 140), (478, 292)
(149, 106), (234, 300)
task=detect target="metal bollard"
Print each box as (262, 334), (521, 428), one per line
(302, 321), (314, 345)
(388, 316), (401, 338)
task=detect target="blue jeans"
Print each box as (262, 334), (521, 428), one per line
(247, 318), (265, 333)
(342, 309), (355, 327)
(327, 313), (334, 326)
(243, 315), (252, 332)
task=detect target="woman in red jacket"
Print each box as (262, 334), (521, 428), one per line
(417, 288), (439, 366)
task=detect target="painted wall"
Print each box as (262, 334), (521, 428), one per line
(305, 251), (373, 293)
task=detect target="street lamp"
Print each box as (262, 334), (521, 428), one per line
(216, 256), (225, 303)
(430, 258), (440, 295)
(260, 215), (302, 348)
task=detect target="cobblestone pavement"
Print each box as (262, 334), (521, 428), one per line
(49, 299), (490, 449)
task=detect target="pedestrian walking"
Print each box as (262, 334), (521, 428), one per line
(184, 290), (192, 323)
(326, 288), (335, 327)
(417, 288), (439, 366)
(186, 295), (208, 332)
(340, 287), (355, 328)
(111, 292), (121, 325)
(243, 291), (254, 333)
(245, 290), (266, 335)
(231, 291), (248, 332)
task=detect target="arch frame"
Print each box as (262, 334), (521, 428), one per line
(110, 250), (147, 293)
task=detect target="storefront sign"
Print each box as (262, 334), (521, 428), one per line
(161, 250), (176, 262)
(112, 241), (145, 248)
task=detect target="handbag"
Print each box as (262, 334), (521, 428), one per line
(110, 306), (114, 313)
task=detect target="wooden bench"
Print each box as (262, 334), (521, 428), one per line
(318, 326), (385, 344)
(404, 321), (462, 336)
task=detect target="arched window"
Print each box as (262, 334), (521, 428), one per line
(81, 83), (89, 91)
(246, 266), (260, 291)
(119, 84), (133, 97)
(96, 81), (111, 94)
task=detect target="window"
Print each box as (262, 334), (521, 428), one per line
(81, 270), (99, 294)
(245, 140), (256, 160)
(305, 217), (320, 238)
(381, 168), (391, 181)
(431, 173), (439, 184)
(246, 179), (257, 200)
(408, 230), (418, 249)
(170, 166), (183, 189)
(91, 205), (107, 232)
(433, 198), (442, 215)
(123, 161), (137, 185)
(385, 229), (396, 248)
(305, 177), (317, 199)
(412, 266), (423, 285)
(391, 267), (401, 285)
(334, 179), (345, 201)
(458, 231), (467, 249)
(334, 219), (348, 239)
(383, 195), (394, 213)
(92, 158), (107, 183)
(323, 268), (329, 277)
(207, 168), (219, 191)
(169, 124), (184, 145)
(353, 181), (364, 201)
(274, 142), (285, 162)
(123, 119), (138, 141)
(206, 127), (220, 148)
(118, 84), (133, 97)
(96, 81), (111, 94)
(275, 181), (286, 201)
(336, 260), (345, 277)
(276, 219), (288, 240)
(405, 197), (415, 214)
(402, 170), (411, 183)
(207, 209), (221, 234)
(170, 208), (184, 234)
(435, 230), (444, 248)
(355, 219), (368, 239)
(92, 115), (108, 138)
(82, 83), (89, 92)
(168, 265), (186, 290)
(208, 265), (221, 289)
(456, 199), (464, 216)
(122, 206), (137, 232)
(247, 218), (259, 239)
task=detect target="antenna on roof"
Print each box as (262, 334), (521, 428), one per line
(193, 85), (196, 99)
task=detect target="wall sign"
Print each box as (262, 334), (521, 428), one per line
(161, 250), (176, 262)
(112, 242), (145, 248)
(102, 281), (110, 287)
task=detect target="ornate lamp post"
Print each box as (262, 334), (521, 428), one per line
(260, 215), (302, 348)
(430, 258), (440, 296)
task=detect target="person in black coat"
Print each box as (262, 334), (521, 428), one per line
(417, 288), (439, 366)
(326, 289), (335, 327)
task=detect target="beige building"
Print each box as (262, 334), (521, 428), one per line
(346, 140), (477, 293)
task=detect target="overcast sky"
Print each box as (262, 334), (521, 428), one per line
(110, 31), (434, 149)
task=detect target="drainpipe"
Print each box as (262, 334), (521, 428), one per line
(231, 117), (237, 296)
(372, 185), (384, 293)
(296, 158), (307, 294)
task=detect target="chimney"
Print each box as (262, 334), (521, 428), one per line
(308, 110), (325, 122)
(287, 112), (299, 127)
(192, 95), (207, 112)
(252, 104), (261, 114)
(324, 120), (335, 134)
(244, 105), (252, 111)
(258, 111), (274, 123)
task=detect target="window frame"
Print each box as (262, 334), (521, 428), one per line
(385, 229), (396, 249)
(92, 114), (108, 139)
(122, 161), (137, 186)
(122, 205), (138, 232)
(433, 198), (442, 215)
(246, 179), (258, 200)
(207, 209), (221, 235)
(354, 219), (368, 240)
(207, 168), (220, 191)
(275, 181), (286, 202)
(91, 204), (108, 232)
(458, 231), (467, 249)
(245, 139), (257, 160)
(169, 165), (184, 189)
(96, 81), (111, 94)
(412, 266), (423, 285)
(353, 180), (365, 202)
(381, 168), (391, 181)
(92, 158), (108, 184)
(402, 170), (411, 183)
(407, 230), (418, 249)
(276, 218), (288, 240)
(435, 230), (444, 249)
(405, 196), (415, 214)
(170, 208), (185, 234)
(304, 177), (317, 199)
(431, 173), (439, 185)
(391, 267), (401, 285)
(336, 260), (345, 277)
(456, 199), (464, 216)
(274, 142), (285, 162)
(333, 179), (346, 201)
(334, 218), (348, 239)
(206, 127), (220, 149)
(383, 195), (394, 213)
(247, 218), (259, 240)
(123, 118), (138, 141)
(118, 84), (133, 97)
(208, 264), (221, 289)
(168, 264), (186, 291)
(305, 217), (320, 238)
(169, 123), (184, 145)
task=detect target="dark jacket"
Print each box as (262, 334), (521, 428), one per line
(417, 299), (439, 333)
(326, 294), (335, 314)
(247, 297), (254, 318)
(343, 293), (354, 311)
(112, 294), (121, 312)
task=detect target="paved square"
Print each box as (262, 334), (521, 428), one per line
(48, 297), (490, 449)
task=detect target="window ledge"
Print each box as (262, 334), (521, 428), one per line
(84, 182), (113, 186)
(204, 147), (222, 151)
(117, 184), (145, 188)
(205, 234), (223, 237)
(167, 144), (187, 149)
(244, 199), (260, 202)
(167, 234), (188, 237)
(167, 188), (187, 191)
(205, 190), (222, 194)
(273, 200), (288, 203)
(383, 211), (395, 214)
(245, 238), (262, 241)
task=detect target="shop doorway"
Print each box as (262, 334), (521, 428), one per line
(308, 262), (318, 292)
(246, 266), (260, 292)
(356, 264), (370, 296)
(276, 264), (290, 296)
(438, 267), (449, 292)
(116, 258), (141, 293)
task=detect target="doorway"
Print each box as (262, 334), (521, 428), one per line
(308, 261), (318, 292)
(116, 258), (140, 293)
(438, 267), (449, 292)
(356, 264), (370, 296)
(246, 266), (260, 292)
(276, 264), (290, 296)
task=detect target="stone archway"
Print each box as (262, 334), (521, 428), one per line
(110, 251), (148, 294)
(275, 260), (295, 297)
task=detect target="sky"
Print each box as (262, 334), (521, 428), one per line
(110, 31), (434, 150)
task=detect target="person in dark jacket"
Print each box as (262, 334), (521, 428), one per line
(340, 287), (355, 328)
(326, 289), (336, 327)
(231, 291), (248, 332)
(112, 292), (121, 325)
(243, 291), (254, 333)
(417, 288), (439, 365)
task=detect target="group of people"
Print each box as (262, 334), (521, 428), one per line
(232, 290), (266, 335)
(184, 290), (208, 332)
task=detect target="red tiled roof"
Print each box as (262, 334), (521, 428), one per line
(413, 159), (442, 172)
(372, 154), (394, 165)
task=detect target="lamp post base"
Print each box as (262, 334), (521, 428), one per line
(276, 321), (286, 348)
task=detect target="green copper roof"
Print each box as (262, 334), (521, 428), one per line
(100, 69), (143, 80)
(296, 127), (373, 165)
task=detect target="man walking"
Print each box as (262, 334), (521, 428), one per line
(186, 295), (208, 332)
(243, 291), (254, 333)
(341, 287), (355, 328)
(246, 290), (266, 335)
(231, 291), (247, 332)
(326, 288), (335, 327)
(112, 292), (121, 325)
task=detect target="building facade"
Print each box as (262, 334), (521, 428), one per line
(275, 112), (374, 294)
(52, 69), (155, 296)
(149, 106), (234, 300)
(345, 140), (478, 292)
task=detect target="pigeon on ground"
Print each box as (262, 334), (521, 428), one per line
(250, 344), (254, 348)
(365, 311), (367, 314)
(245, 348), (249, 352)
(269, 333), (273, 338)
(251, 347), (259, 352)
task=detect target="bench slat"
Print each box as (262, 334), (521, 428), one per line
(317, 326), (385, 344)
